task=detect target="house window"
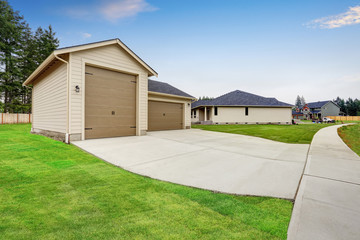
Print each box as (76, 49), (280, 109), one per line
(245, 107), (249, 116)
(214, 107), (218, 116)
(193, 110), (196, 118)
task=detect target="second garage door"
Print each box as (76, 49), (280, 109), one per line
(85, 65), (136, 139)
(148, 101), (183, 131)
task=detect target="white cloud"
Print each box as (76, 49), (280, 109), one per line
(307, 6), (360, 29)
(101, 0), (157, 22)
(339, 74), (360, 83)
(81, 32), (92, 38)
(65, 0), (157, 22)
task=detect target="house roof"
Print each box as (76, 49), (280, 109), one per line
(192, 90), (293, 109)
(292, 111), (303, 115)
(23, 38), (157, 86)
(148, 79), (194, 99)
(306, 100), (340, 109)
(306, 101), (331, 109)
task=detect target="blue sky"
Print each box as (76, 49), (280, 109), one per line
(9, 0), (360, 103)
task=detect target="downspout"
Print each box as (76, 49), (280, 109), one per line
(54, 54), (70, 144)
(23, 85), (33, 130)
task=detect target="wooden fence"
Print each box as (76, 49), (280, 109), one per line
(327, 116), (360, 121)
(0, 113), (32, 124)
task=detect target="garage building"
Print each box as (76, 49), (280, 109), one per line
(23, 39), (194, 142)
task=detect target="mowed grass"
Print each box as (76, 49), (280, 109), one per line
(192, 123), (336, 144)
(338, 124), (360, 156)
(0, 124), (292, 240)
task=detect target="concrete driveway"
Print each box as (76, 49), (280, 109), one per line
(73, 129), (309, 199)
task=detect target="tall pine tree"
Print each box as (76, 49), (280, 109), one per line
(295, 95), (301, 108)
(0, 1), (59, 113)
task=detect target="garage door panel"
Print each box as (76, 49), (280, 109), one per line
(86, 66), (134, 80)
(85, 127), (136, 139)
(85, 65), (136, 139)
(148, 100), (183, 131)
(86, 80), (135, 94)
(85, 106), (135, 117)
(86, 96), (135, 107)
(86, 116), (136, 127)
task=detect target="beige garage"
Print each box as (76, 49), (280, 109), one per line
(23, 39), (194, 142)
(147, 79), (194, 131)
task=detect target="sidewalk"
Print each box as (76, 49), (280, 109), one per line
(288, 124), (360, 240)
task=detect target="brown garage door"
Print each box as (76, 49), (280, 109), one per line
(85, 65), (136, 139)
(148, 101), (183, 131)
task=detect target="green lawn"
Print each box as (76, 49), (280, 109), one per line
(192, 123), (336, 144)
(0, 124), (292, 239)
(338, 124), (360, 156)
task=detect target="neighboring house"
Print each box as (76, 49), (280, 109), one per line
(191, 90), (293, 125)
(23, 39), (194, 142)
(292, 109), (304, 119)
(295, 101), (340, 120)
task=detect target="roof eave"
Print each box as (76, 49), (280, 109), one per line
(23, 53), (56, 86)
(148, 91), (195, 100)
(115, 39), (158, 77)
(24, 39), (158, 86)
(56, 39), (158, 77)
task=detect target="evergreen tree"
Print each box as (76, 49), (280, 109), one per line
(300, 96), (306, 107)
(346, 98), (360, 116)
(295, 95), (301, 108)
(0, 1), (59, 113)
(0, 0), (29, 112)
(334, 96), (346, 114)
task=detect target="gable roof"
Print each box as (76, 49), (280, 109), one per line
(148, 79), (194, 99)
(23, 38), (157, 86)
(306, 100), (338, 109)
(192, 90), (293, 109)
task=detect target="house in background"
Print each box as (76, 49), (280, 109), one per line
(293, 101), (340, 120)
(23, 39), (194, 143)
(292, 109), (304, 119)
(191, 90), (293, 125)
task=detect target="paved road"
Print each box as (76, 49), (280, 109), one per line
(73, 129), (309, 199)
(288, 124), (360, 240)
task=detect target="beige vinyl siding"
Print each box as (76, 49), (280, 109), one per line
(148, 93), (192, 128)
(69, 44), (149, 135)
(212, 107), (292, 123)
(32, 63), (67, 133)
(191, 109), (200, 122)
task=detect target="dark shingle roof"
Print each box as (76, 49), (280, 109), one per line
(306, 101), (332, 109)
(292, 111), (303, 115)
(148, 79), (194, 98)
(192, 90), (292, 109)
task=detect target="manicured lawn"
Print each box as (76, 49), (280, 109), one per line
(0, 124), (292, 239)
(192, 123), (336, 144)
(338, 124), (360, 156)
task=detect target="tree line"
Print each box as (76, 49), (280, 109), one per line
(0, 0), (59, 113)
(333, 97), (360, 116)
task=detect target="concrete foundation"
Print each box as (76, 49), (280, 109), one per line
(31, 128), (66, 142)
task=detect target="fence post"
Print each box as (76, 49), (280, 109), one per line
(29, 113), (31, 123)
